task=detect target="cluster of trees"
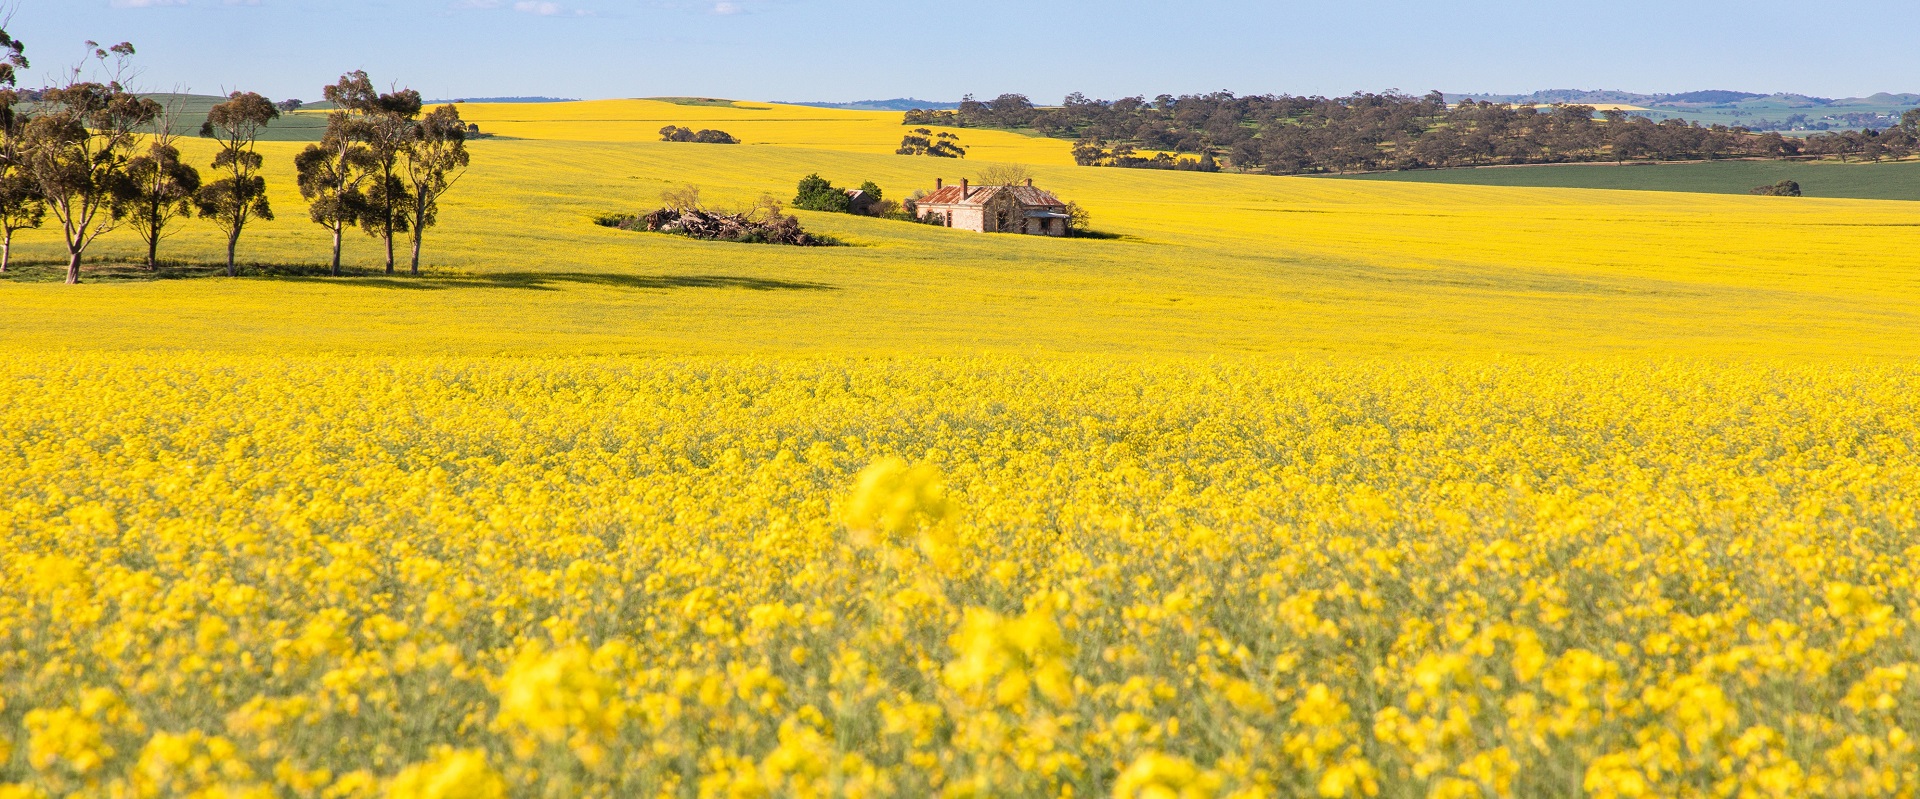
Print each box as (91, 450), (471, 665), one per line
(0, 41), (282, 283)
(292, 71), (471, 277)
(896, 128), (965, 158)
(0, 22), (472, 284)
(1794, 116), (1920, 161)
(1070, 142), (1219, 172)
(906, 92), (1920, 174)
(658, 126), (738, 144)
(1739, 112), (1902, 133)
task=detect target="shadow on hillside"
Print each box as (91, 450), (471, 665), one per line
(273, 271), (840, 292)
(0, 260), (838, 292)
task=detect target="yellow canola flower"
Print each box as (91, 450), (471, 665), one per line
(844, 457), (950, 541)
(385, 749), (505, 799)
(1113, 752), (1221, 799)
(130, 730), (269, 799)
(0, 354), (1917, 798)
(944, 606), (1076, 708)
(23, 707), (109, 775)
(494, 644), (624, 766)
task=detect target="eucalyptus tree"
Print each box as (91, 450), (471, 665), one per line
(21, 42), (157, 284)
(296, 71), (376, 276)
(399, 104), (470, 275)
(195, 91), (278, 276)
(0, 29), (37, 274)
(361, 88), (421, 275)
(0, 158), (42, 274)
(119, 97), (201, 270)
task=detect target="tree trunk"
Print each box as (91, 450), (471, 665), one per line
(330, 223), (343, 277)
(66, 247), (81, 285)
(383, 218), (395, 275)
(146, 231), (160, 271)
(1, 229), (11, 273)
(226, 226), (239, 278)
(410, 228), (423, 275)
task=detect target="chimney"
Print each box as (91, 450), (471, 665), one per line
(935, 178), (943, 190)
(960, 178), (970, 198)
(1025, 178), (1033, 187)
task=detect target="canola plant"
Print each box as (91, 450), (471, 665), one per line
(2, 354), (1916, 798)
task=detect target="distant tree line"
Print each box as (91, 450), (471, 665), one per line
(906, 92), (1920, 174)
(1735, 112), (1903, 133)
(0, 20), (474, 284)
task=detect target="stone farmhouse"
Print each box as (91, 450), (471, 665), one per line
(914, 179), (1070, 236)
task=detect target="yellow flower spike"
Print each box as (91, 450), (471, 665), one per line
(493, 644), (624, 762)
(1113, 752), (1221, 799)
(944, 605), (1077, 709)
(384, 749), (505, 799)
(843, 457), (950, 544)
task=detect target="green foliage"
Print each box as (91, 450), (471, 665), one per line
(1065, 201), (1091, 234)
(660, 126), (740, 144)
(1332, 159), (1920, 201)
(198, 92), (280, 276)
(1750, 179), (1803, 197)
(120, 142), (203, 268)
(897, 128), (967, 158)
(646, 97), (741, 108)
(792, 173), (851, 213)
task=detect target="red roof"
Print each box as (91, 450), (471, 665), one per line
(918, 184), (1065, 208)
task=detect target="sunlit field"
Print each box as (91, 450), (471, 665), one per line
(3, 100), (1920, 798)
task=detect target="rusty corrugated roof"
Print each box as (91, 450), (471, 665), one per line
(917, 184), (1065, 208)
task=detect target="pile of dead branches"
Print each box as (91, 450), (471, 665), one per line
(596, 185), (839, 246)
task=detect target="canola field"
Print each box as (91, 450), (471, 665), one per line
(3, 101), (1920, 799)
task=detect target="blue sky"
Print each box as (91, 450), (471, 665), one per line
(30, 0), (1920, 103)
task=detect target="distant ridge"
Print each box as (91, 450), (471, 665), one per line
(1446, 89), (1920, 109)
(431, 96), (579, 104)
(778, 98), (960, 111)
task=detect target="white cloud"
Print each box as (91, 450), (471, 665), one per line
(109, 0), (264, 7)
(452, 0), (504, 7)
(647, 0), (777, 15)
(513, 1), (592, 15)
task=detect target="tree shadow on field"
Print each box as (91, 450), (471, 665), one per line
(272, 271), (841, 293)
(0, 260), (838, 292)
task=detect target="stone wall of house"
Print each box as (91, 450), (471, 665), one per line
(950, 208), (987, 232)
(917, 196), (1065, 236)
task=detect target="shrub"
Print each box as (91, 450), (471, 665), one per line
(793, 174), (852, 213)
(659, 126), (739, 144)
(1751, 180), (1802, 197)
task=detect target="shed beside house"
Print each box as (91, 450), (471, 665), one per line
(845, 189), (882, 217)
(914, 178), (1070, 236)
